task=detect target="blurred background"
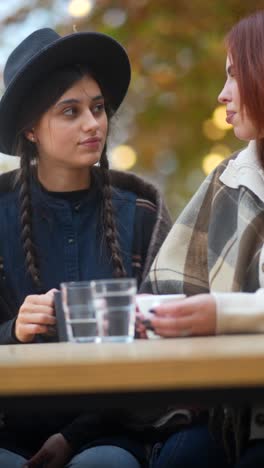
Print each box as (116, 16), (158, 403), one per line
(0, 0), (263, 218)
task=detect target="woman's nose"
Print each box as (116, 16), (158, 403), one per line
(218, 82), (230, 104)
(81, 110), (99, 132)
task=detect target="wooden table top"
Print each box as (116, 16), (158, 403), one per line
(0, 335), (263, 396)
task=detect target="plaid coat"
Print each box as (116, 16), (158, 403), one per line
(141, 141), (264, 296)
(141, 140), (264, 460)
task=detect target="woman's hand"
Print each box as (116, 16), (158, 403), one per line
(24, 433), (73, 468)
(135, 311), (148, 338)
(151, 294), (217, 337)
(15, 289), (57, 343)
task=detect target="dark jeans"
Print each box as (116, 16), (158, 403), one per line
(150, 424), (264, 468)
(149, 423), (229, 467)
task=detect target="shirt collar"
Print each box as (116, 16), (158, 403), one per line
(219, 140), (264, 202)
(30, 171), (100, 208)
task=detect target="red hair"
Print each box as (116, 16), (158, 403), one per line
(227, 11), (264, 164)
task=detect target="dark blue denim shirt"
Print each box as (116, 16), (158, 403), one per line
(0, 176), (136, 312)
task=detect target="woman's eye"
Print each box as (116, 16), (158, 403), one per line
(92, 103), (105, 115)
(63, 107), (76, 116)
(228, 65), (236, 78)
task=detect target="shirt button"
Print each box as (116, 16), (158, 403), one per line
(68, 238), (75, 244)
(255, 413), (264, 426)
(74, 204), (80, 211)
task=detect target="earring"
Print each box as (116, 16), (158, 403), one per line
(31, 136), (35, 142)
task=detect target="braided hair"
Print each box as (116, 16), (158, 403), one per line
(13, 65), (126, 288)
(99, 148), (126, 278)
(16, 137), (42, 290)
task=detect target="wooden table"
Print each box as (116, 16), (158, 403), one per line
(0, 335), (263, 410)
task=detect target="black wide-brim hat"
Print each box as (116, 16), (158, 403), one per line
(0, 28), (131, 155)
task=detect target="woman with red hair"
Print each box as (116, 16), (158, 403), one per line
(142, 10), (264, 468)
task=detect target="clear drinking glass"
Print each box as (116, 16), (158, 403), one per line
(90, 278), (137, 343)
(61, 281), (105, 343)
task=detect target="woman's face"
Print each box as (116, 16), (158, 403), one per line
(218, 56), (258, 141)
(31, 74), (108, 170)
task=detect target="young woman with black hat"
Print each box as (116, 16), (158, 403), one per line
(0, 28), (171, 467)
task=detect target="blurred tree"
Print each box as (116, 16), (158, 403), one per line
(0, 0), (263, 216)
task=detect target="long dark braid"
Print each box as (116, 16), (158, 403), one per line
(17, 138), (42, 290)
(99, 148), (126, 278)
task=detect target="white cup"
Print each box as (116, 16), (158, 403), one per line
(136, 294), (186, 339)
(136, 294), (186, 317)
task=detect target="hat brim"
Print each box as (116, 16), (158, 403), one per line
(0, 32), (131, 155)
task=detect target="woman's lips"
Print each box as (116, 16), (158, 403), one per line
(226, 111), (236, 124)
(79, 138), (101, 150)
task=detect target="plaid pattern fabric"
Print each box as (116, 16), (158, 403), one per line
(141, 149), (264, 296)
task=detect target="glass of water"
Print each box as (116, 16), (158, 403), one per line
(90, 278), (137, 343)
(61, 282), (105, 343)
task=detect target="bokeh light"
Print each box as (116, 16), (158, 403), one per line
(202, 152), (225, 175)
(212, 105), (232, 130)
(68, 0), (93, 18)
(110, 145), (137, 171)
